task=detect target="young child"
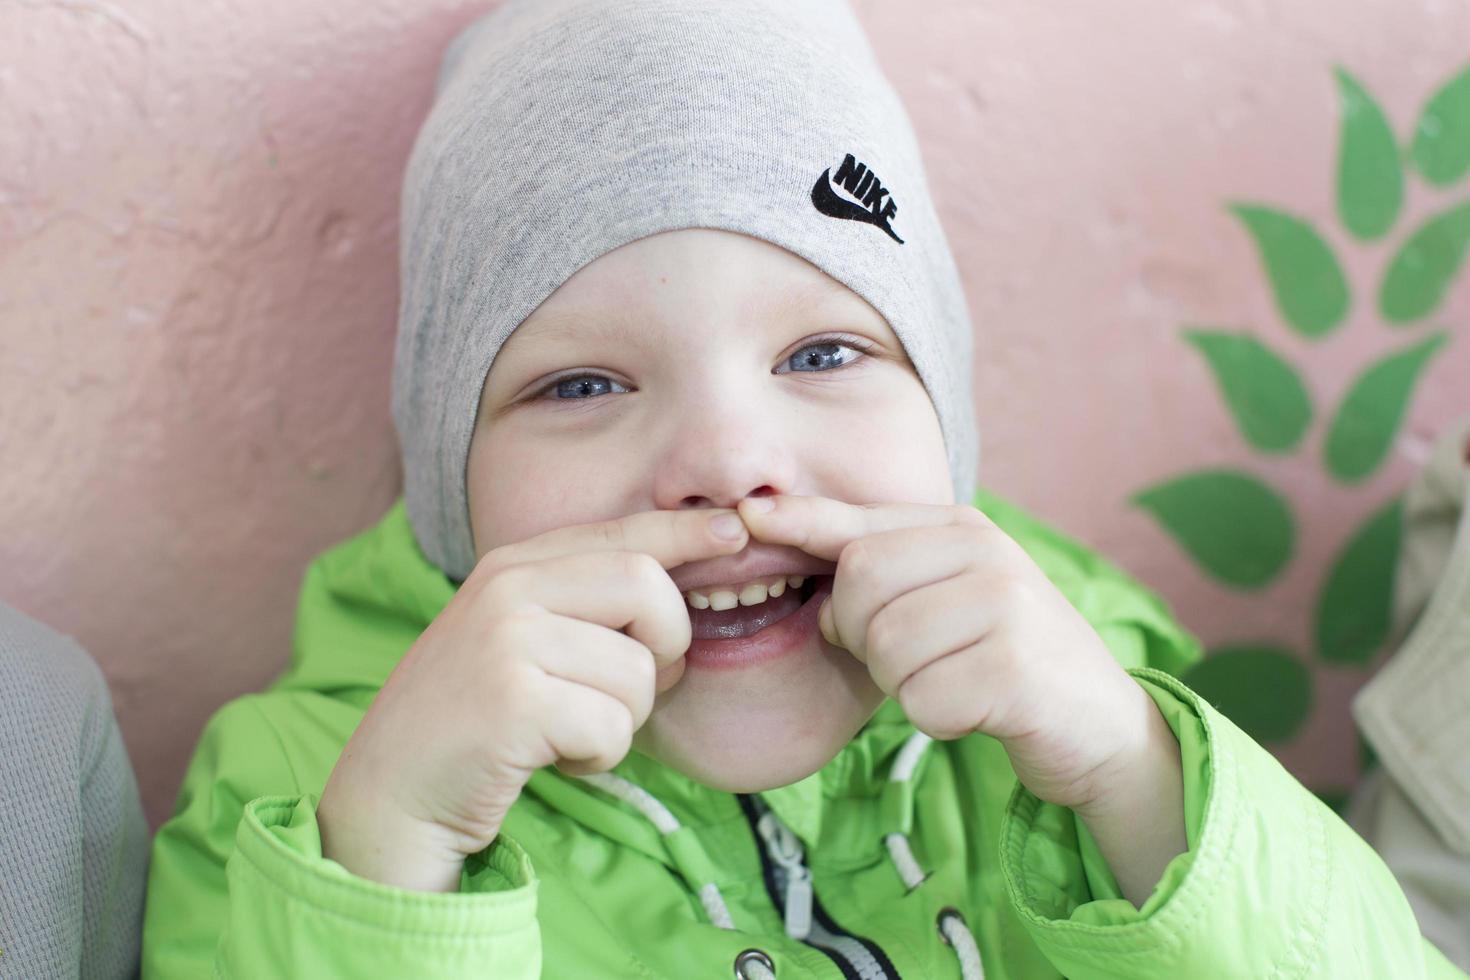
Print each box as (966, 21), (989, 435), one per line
(141, 1), (1462, 976)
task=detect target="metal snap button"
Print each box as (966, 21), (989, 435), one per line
(733, 947), (777, 978)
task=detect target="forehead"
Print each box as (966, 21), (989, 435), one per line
(515, 274), (877, 349)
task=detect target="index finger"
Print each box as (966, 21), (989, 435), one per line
(735, 494), (987, 561)
(480, 506), (750, 579)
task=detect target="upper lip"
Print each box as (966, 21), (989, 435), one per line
(670, 544), (836, 594)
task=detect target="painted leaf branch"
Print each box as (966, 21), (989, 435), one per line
(1135, 63), (1465, 779)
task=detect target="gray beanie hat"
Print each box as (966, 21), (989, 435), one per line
(393, 0), (979, 582)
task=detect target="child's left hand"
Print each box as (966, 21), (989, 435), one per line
(735, 493), (1168, 815)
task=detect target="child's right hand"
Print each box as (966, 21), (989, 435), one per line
(314, 507), (751, 892)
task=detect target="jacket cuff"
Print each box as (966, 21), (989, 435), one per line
(998, 666), (1444, 978)
(217, 795), (540, 977)
(998, 667), (1246, 976)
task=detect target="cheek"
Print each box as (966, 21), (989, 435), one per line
(829, 385), (952, 503)
(467, 431), (618, 558)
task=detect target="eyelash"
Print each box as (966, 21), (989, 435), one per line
(527, 332), (878, 405)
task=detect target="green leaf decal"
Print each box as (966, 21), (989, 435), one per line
(1133, 470), (1295, 589)
(1325, 333), (1448, 482)
(1411, 63), (1470, 186)
(1379, 201), (1470, 323)
(1183, 330), (1313, 452)
(1335, 67), (1403, 240)
(1316, 496), (1403, 664)
(1229, 204), (1350, 337)
(1183, 645), (1313, 743)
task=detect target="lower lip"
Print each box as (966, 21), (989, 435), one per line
(683, 576), (834, 672)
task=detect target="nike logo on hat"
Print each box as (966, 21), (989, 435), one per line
(810, 152), (905, 244)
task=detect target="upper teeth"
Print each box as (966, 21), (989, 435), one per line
(684, 575), (807, 610)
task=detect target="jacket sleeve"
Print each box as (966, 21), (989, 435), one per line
(998, 667), (1468, 979)
(142, 696), (543, 979)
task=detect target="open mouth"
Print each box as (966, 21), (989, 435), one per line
(688, 574), (827, 641)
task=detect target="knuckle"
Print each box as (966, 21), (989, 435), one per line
(975, 565), (1024, 608)
(865, 606), (903, 659)
(495, 661), (541, 720)
(868, 659), (902, 698)
(895, 684), (932, 734)
(468, 544), (512, 584)
(839, 541), (881, 589)
(606, 700), (635, 746)
(954, 506), (990, 529)
(620, 550), (663, 585)
(480, 562), (534, 610)
(485, 605), (538, 658)
(627, 645), (658, 690)
(996, 572), (1038, 611)
(588, 700), (634, 768)
(901, 688), (964, 741)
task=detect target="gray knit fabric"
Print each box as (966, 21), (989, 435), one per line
(0, 601), (148, 980)
(392, 0), (979, 581)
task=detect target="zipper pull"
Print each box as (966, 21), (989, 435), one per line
(756, 809), (814, 940)
(784, 868), (813, 940)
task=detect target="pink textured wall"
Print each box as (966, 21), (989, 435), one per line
(3, 0), (1466, 827)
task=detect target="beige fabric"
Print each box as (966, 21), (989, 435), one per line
(1347, 766), (1470, 970)
(1348, 414), (1470, 971)
(1393, 414), (1470, 644)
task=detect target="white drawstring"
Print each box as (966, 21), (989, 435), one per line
(884, 832), (928, 890)
(884, 732), (985, 980)
(576, 730), (985, 980)
(576, 772), (736, 928)
(939, 908), (985, 979)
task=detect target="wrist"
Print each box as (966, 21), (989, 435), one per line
(1071, 682), (1179, 820)
(1070, 686), (1188, 908)
(317, 778), (470, 893)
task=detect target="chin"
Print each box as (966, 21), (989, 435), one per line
(633, 671), (884, 792)
(654, 737), (837, 794)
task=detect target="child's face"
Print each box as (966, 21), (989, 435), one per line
(466, 228), (953, 791)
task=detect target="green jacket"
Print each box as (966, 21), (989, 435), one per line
(142, 490), (1464, 979)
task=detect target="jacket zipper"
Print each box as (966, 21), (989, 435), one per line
(737, 794), (902, 980)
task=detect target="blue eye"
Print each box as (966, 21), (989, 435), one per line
(530, 333), (874, 405)
(778, 335), (873, 374)
(538, 375), (631, 402)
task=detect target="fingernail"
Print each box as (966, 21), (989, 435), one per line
(709, 513), (745, 540)
(744, 497), (775, 514)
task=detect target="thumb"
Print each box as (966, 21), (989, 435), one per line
(818, 597), (841, 648)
